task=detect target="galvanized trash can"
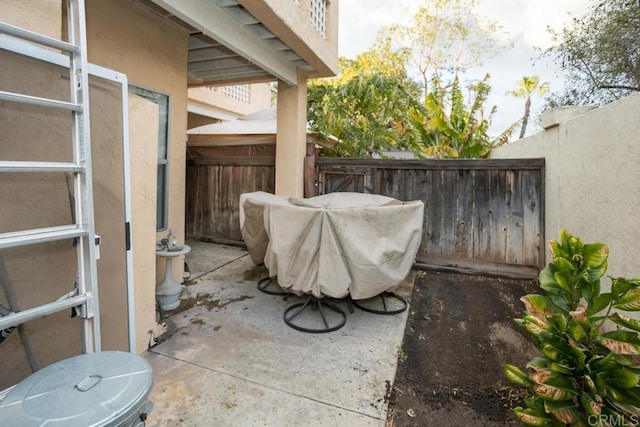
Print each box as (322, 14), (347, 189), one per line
(0, 351), (153, 426)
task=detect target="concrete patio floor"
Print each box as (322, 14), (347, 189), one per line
(143, 240), (414, 426)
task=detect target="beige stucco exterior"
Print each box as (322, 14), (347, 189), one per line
(188, 84), (272, 128)
(1, 0), (189, 387)
(1, 0), (338, 388)
(240, 0), (339, 79)
(491, 93), (640, 279)
(85, 1), (189, 337)
(276, 70), (309, 197)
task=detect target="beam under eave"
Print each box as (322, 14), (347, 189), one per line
(149, 0), (299, 86)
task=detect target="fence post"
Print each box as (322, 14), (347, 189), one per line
(304, 142), (318, 197)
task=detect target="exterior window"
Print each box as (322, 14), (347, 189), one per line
(129, 85), (170, 231)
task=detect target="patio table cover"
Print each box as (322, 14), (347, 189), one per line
(239, 191), (424, 300)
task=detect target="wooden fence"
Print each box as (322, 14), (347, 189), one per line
(185, 153), (545, 278)
(185, 155), (275, 244)
(317, 158), (545, 278)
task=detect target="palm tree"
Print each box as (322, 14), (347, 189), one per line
(507, 76), (549, 139)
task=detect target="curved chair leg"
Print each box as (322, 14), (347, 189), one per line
(257, 277), (287, 296)
(352, 292), (407, 315)
(284, 295), (346, 333)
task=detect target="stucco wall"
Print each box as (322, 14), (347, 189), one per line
(0, 40), (84, 389)
(0, 0), (190, 388)
(188, 83), (272, 120)
(0, 0), (61, 38)
(491, 93), (640, 278)
(85, 0), (189, 353)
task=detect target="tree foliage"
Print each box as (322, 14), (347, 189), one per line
(507, 76), (549, 139)
(381, 0), (506, 100)
(308, 71), (422, 157)
(306, 0), (515, 158)
(408, 74), (518, 158)
(545, 0), (640, 106)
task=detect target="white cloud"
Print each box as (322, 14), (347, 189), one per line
(337, 0), (591, 138)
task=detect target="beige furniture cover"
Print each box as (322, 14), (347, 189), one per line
(239, 191), (424, 300)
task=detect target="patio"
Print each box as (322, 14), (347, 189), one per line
(143, 240), (414, 426)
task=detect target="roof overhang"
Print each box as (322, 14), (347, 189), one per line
(144, 0), (315, 87)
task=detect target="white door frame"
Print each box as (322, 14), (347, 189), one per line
(0, 35), (137, 352)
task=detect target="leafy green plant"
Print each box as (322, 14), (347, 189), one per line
(504, 228), (640, 425)
(408, 74), (519, 158)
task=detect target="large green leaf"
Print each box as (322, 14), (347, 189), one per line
(521, 294), (554, 322)
(534, 373), (577, 401)
(514, 407), (552, 426)
(611, 367), (639, 389)
(553, 271), (572, 293)
(539, 266), (564, 295)
(504, 364), (533, 387)
(580, 391), (604, 416)
(605, 385), (640, 408)
(613, 278), (634, 298)
(538, 332), (574, 359)
(548, 239), (563, 260)
(610, 313), (640, 333)
(550, 362), (573, 375)
(582, 242), (609, 270)
(527, 357), (551, 372)
(546, 402), (579, 425)
(569, 341), (587, 371)
(558, 229), (572, 256)
(584, 260), (608, 284)
(568, 318), (589, 343)
(523, 315), (550, 336)
(553, 257), (577, 275)
(589, 353), (619, 372)
(613, 288), (640, 311)
(600, 331), (640, 355)
(587, 293), (613, 316)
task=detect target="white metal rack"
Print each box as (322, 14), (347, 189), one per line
(0, 0), (101, 354)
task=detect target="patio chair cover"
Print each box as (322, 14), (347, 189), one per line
(240, 191), (424, 300)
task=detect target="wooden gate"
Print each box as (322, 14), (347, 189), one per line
(317, 158), (545, 278)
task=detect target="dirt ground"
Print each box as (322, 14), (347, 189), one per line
(386, 270), (539, 427)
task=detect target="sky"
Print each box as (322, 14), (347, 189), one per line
(337, 0), (591, 138)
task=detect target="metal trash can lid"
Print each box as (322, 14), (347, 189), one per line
(0, 351), (153, 426)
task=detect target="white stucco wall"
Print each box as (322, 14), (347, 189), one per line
(491, 93), (640, 278)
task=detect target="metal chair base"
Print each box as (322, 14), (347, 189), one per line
(257, 277), (287, 296)
(284, 295), (346, 333)
(352, 292), (407, 315)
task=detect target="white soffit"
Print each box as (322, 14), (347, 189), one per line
(149, 0), (302, 86)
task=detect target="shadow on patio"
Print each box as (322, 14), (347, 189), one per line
(143, 240), (413, 426)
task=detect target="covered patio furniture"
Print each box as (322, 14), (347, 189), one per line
(239, 191), (424, 332)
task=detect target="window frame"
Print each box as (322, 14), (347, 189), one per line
(128, 85), (170, 231)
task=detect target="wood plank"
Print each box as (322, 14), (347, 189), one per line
(522, 170), (544, 267)
(488, 170), (508, 262)
(440, 170), (459, 257)
(473, 169), (491, 260)
(316, 157), (546, 170)
(505, 170), (525, 264)
(188, 157), (275, 166)
(457, 169), (475, 259)
(414, 257), (539, 280)
(426, 169), (444, 256)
